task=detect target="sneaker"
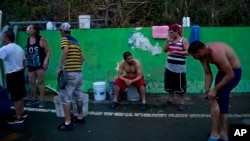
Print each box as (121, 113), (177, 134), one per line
(26, 99), (39, 106)
(14, 112), (28, 118)
(177, 104), (186, 111)
(71, 116), (85, 124)
(7, 117), (24, 124)
(57, 122), (73, 131)
(140, 104), (148, 111)
(21, 112), (28, 118)
(38, 101), (45, 108)
(162, 100), (173, 107)
(109, 102), (119, 109)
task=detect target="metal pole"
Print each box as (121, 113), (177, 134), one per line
(0, 10), (2, 30)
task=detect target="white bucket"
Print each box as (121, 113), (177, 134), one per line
(78, 15), (91, 29)
(54, 93), (89, 117)
(93, 81), (106, 101)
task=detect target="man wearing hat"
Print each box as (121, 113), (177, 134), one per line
(57, 22), (85, 131)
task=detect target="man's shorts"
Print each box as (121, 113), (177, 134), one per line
(114, 76), (145, 92)
(164, 68), (186, 94)
(60, 72), (83, 104)
(6, 69), (26, 101)
(215, 68), (242, 114)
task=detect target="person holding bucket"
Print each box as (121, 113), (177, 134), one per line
(57, 22), (85, 131)
(109, 51), (148, 111)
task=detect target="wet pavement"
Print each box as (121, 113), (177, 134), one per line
(0, 94), (250, 141)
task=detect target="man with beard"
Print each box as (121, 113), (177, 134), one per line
(109, 51), (148, 111)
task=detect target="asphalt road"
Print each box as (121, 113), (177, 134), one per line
(0, 94), (250, 141)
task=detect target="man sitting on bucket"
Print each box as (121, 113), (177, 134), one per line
(109, 51), (148, 111)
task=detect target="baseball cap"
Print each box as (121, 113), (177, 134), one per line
(59, 22), (71, 31)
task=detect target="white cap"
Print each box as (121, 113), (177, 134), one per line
(59, 22), (71, 31)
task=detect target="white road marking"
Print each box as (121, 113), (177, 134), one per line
(14, 107), (250, 118)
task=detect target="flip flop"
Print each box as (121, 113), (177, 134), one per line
(207, 134), (220, 141)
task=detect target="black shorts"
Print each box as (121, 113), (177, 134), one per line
(164, 68), (186, 94)
(6, 69), (26, 101)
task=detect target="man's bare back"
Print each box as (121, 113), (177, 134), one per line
(206, 42), (241, 71)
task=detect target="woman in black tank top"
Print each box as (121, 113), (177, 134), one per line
(25, 24), (51, 108)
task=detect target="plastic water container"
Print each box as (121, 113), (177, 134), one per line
(182, 17), (187, 27)
(127, 86), (140, 101)
(72, 93), (89, 117)
(46, 21), (54, 30)
(78, 15), (91, 29)
(93, 81), (106, 101)
(54, 96), (64, 117)
(54, 93), (89, 117)
(186, 17), (190, 27)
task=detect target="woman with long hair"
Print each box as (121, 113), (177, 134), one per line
(26, 24), (51, 108)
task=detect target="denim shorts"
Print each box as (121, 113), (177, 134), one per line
(60, 72), (83, 104)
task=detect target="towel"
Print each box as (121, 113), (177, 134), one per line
(152, 26), (169, 39)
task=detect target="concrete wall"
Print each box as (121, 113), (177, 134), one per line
(14, 27), (250, 94)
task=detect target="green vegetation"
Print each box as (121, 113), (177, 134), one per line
(1, 0), (250, 27)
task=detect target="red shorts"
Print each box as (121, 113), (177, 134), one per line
(114, 76), (145, 92)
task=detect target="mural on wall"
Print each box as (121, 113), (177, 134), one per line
(128, 28), (162, 56)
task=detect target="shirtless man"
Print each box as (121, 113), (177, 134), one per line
(109, 51), (148, 111)
(188, 41), (241, 141)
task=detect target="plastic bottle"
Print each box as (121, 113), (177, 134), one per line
(186, 17), (190, 27)
(46, 21), (53, 30)
(182, 17), (187, 27)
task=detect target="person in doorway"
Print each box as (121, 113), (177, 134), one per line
(162, 23), (189, 111)
(57, 22), (85, 131)
(188, 41), (241, 141)
(109, 51), (148, 111)
(25, 24), (51, 108)
(0, 30), (27, 124)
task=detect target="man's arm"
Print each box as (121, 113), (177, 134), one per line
(23, 59), (26, 69)
(40, 37), (51, 65)
(163, 39), (170, 53)
(117, 61), (127, 82)
(131, 60), (143, 83)
(80, 52), (85, 64)
(200, 60), (213, 92)
(212, 53), (234, 92)
(59, 46), (68, 69)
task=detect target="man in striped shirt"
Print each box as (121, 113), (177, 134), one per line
(57, 22), (85, 131)
(162, 23), (189, 111)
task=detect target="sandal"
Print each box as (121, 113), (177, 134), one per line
(57, 122), (73, 131)
(177, 104), (186, 111)
(162, 100), (173, 107)
(207, 134), (220, 141)
(72, 116), (86, 124)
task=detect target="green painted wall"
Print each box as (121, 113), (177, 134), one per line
(15, 27), (250, 94)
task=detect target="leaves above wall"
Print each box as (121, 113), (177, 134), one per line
(0, 0), (250, 28)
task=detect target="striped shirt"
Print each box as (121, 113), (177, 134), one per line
(166, 37), (186, 73)
(61, 35), (82, 72)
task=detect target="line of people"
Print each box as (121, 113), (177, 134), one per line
(0, 23), (242, 140)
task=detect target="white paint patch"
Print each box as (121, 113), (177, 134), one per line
(14, 107), (250, 119)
